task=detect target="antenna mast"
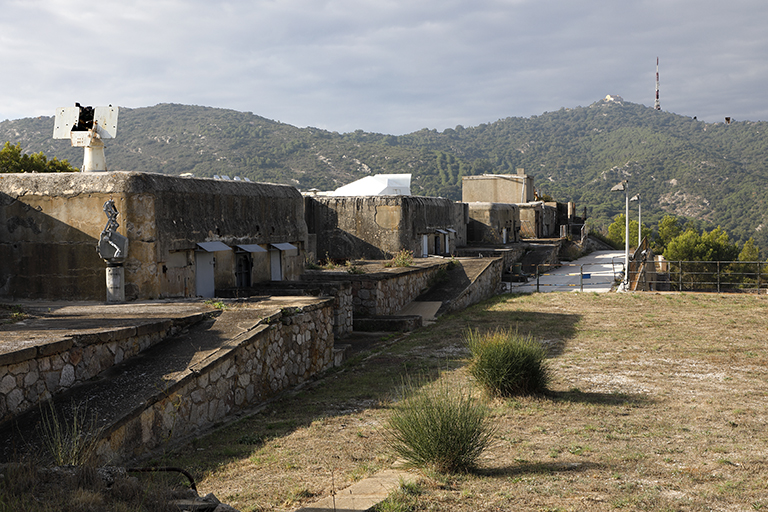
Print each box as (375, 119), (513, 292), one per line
(654, 57), (661, 111)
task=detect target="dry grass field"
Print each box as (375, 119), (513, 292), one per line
(160, 292), (768, 511)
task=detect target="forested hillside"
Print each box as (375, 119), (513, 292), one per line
(2, 99), (767, 252)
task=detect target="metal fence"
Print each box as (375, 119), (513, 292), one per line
(531, 259), (767, 294)
(634, 260), (767, 294)
(533, 260), (624, 292)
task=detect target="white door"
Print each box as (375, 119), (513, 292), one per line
(195, 251), (215, 298)
(444, 234), (451, 254)
(421, 235), (429, 257)
(270, 249), (282, 281)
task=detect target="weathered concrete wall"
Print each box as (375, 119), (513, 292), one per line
(462, 174), (534, 204)
(467, 202), (520, 244)
(304, 195), (460, 260)
(94, 300), (335, 462)
(0, 314), (204, 424)
(0, 172), (307, 300)
(541, 204), (559, 238)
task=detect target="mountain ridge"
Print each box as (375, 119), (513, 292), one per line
(2, 100), (767, 252)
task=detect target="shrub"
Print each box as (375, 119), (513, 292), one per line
(385, 378), (495, 473)
(465, 328), (550, 396)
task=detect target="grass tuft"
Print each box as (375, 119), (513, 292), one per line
(385, 377), (495, 473)
(38, 401), (103, 467)
(465, 328), (550, 396)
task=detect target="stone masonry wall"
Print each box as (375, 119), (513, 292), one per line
(0, 314), (204, 425)
(95, 299), (335, 462)
(219, 281), (354, 337)
(445, 257), (504, 314)
(302, 263), (450, 317)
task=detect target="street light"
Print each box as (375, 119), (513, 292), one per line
(611, 180), (629, 289)
(630, 194), (641, 247)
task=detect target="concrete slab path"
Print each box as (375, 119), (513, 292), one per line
(506, 250), (625, 293)
(294, 469), (416, 512)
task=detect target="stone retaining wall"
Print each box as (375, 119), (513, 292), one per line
(218, 281), (354, 337)
(302, 263), (450, 317)
(0, 314), (204, 424)
(95, 299), (335, 462)
(445, 257), (504, 314)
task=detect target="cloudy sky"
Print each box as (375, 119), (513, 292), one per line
(2, 0), (767, 135)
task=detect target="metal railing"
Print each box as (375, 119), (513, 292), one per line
(533, 260), (624, 292)
(631, 260), (766, 294)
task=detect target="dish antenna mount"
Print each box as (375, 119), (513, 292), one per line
(53, 103), (118, 172)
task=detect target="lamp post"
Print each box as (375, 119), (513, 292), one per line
(630, 194), (641, 247)
(611, 180), (629, 289)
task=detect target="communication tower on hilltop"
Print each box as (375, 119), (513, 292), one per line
(654, 57), (661, 111)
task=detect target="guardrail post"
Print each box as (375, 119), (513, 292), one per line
(536, 264), (540, 292)
(717, 261), (721, 293)
(580, 264), (584, 292)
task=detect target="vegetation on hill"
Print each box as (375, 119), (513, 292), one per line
(2, 100), (767, 251)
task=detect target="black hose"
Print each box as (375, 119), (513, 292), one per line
(126, 466), (197, 492)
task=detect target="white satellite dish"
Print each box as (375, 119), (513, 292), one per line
(53, 104), (118, 172)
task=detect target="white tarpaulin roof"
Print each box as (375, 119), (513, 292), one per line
(331, 174), (411, 196)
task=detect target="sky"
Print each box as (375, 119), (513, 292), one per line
(2, 0), (768, 135)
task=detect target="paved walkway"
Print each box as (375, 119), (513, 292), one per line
(506, 250), (625, 293)
(295, 469), (416, 512)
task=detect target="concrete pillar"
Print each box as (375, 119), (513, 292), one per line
(106, 265), (125, 303)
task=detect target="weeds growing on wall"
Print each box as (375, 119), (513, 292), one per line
(384, 250), (414, 268)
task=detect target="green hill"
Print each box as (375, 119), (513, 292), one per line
(2, 100), (767, 253)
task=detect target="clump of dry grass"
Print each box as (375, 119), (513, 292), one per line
(465, 328), (550, 396)
(385, 378), (495, 473)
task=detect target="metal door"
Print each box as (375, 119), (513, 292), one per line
(270, 249), (282, 281)
(235, 253), (252, 288)
(195, 251), (215, 297)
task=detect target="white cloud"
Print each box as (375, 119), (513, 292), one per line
(1, 0), (768, 132)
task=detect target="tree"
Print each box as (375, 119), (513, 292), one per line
(663, 226), (739, 262)
(655, 215), (682, 252)
(607, 213), (651, 247)
(0, 142), (78, 173)
(738, 238), (760, 262)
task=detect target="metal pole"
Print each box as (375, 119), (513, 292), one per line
(758, 262), (762, 295)
(637, 197), (642, 247)
(679, 261), (683, 291)
(717, 261), (721, 293)
(580, 265), (584, 292)
(536, 264), (540, 292)
(624, 189), (629, 289)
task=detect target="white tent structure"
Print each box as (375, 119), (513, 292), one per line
(330, 174), (411, 196)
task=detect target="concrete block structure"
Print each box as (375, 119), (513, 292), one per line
(462, 172), (535, 204)
(467, 202), (520, 244)
(304, 195), (466, 260)
(0, 172), (307, 300)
